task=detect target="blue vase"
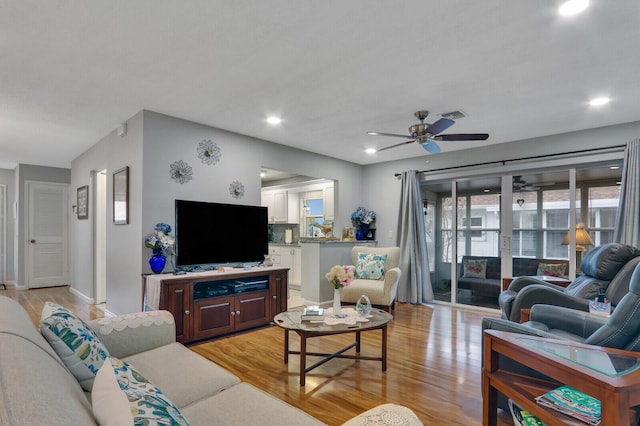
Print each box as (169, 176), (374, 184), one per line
(149, 249), (166, 274)
(357, 224), (370, 240)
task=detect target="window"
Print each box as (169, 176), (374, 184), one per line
(462, 216), (484, 239)
(587, 185), (620, 246)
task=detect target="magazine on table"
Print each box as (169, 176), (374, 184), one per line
(301, 306), (325, 321)
(535, 385), (600, 425)
(508, 399), (546, 426)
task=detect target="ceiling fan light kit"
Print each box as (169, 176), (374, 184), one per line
(369, 109), (489, 153)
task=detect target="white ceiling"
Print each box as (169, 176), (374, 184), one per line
(1, 1), (639, 170)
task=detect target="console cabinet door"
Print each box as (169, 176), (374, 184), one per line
(235, 290), (270, 330)
(161, 281), (193, 343)
(193, 296), (235, 340)
(270, 270), (288, 320)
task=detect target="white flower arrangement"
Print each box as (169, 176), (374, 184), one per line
(144, 223), (175, 255)
(325, 265), (355, 289)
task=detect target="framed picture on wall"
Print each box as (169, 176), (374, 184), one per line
(113, 166), (129, 225)
(77, 185), (89, 219)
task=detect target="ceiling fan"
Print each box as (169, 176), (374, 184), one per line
(513, 176), (555, 192)
(369, 110), (489, 154)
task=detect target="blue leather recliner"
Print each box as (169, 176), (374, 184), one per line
(498, 243), (640, 322)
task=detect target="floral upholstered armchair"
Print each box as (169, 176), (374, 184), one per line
(340, 246), (402, 312)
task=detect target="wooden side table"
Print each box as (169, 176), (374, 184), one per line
(483, 330), (640, 425)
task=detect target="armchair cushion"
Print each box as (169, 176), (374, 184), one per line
(355, 252), (388, 280)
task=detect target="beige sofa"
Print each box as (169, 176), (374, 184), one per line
(0, 295), (421, 425)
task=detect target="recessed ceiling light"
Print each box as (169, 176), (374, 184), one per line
(365, 148), (377, 154)
(589, 97), (610, 106)
(367, 132), (379, 135)
(266, 116), (281, 125)
(609, 166), (620, 170)
(559, 0), (589, 16)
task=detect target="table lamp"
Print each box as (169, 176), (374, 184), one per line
(562, 223), (595, 273)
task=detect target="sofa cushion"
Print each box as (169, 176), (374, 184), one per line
(93, 357), (190, 426)
(0, 333), (96, 425)
(462, 258), (487, 279)
(123, 342), (241, 408)
(536, 262), (567, 277)
(356, 252), (387, 280)
(40, 301), (110, 391)
(180, 382), (326, 425)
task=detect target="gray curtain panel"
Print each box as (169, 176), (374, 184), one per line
(396, 170), (433, 303)
(614, 139), (640, 247)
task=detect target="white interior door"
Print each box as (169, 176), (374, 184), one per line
(27, 182), (69, 288)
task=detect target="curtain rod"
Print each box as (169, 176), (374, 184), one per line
(394, 144), (627, 177)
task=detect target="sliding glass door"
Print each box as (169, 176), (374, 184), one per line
(424, 162), (622, 310)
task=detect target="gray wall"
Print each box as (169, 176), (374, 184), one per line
(0, 168), (16, 283)
(70, 110), (364, 315)
(70, 111), (144, 313)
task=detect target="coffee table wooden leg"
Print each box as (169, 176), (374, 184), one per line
(299, 334), (307, 386)
(284, 329), (289, 364)
(382, 325), (387, 371)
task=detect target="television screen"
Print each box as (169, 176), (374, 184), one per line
(175, 200), (268, 269)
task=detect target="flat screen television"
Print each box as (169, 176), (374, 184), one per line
(175, 200), (268, 270)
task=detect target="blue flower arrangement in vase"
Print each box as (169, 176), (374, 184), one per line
(144, 223), (175, 273)
(351, 206), (376, 240)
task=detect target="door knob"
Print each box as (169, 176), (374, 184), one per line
(30, 239), (36, 243)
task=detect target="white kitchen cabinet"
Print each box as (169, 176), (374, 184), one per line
(323, 185), (334, 221)
(261, 190), (288, 223)
(291, 247), (301, 286)
(268, 245), (301, 287)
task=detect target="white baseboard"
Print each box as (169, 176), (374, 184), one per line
(6, 280), (28, 290)
(69, 286), (95, 305)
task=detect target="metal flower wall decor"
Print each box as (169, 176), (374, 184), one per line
(170, 160), (193, 184)
(197, 139), (221, 166)
(229, 180), (245, 199)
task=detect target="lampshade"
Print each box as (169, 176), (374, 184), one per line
(562, 223), (595, 249)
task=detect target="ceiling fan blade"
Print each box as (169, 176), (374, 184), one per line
(421, 140), (441, 154)
(425, 118), (455, 135)
(367, 132), (413, 139)
(376, 139), (416, 152)
(433, 133), (489, 141)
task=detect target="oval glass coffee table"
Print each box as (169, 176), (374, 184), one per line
(273, 307), (393, 386)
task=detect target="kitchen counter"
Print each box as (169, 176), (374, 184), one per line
(268, 242), (301, 247)
(298, 238), (377, 244)
(300, 240), (377, 304)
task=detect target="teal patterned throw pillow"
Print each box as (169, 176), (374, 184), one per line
(40, 302), (109, 391)
(92, 357), (190, 426)
(356, 252), (388, 280)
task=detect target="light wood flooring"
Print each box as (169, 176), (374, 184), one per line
(2, 285), (513, 425)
